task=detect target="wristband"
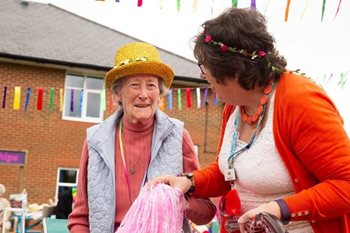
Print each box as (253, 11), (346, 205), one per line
(275, 199), (290, 225)
(180, 172), (195, 197)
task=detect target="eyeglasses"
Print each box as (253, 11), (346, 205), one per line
(197, 62), (207, 75)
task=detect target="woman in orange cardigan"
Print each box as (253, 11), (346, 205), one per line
(150, 8), (350, 233)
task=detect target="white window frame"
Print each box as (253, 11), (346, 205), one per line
(62, 74), (105, 123)
(55, 167), (79, 201)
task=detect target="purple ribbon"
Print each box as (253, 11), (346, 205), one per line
(202, 88), (209, 106)
(70, 89), (74, 112)
(2, 86), (7, 108)
(251, 0), (256, 9)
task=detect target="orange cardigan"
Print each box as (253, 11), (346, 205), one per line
(193, 72), (350, 233)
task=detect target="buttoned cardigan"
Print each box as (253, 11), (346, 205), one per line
(193, 72), (350, 233)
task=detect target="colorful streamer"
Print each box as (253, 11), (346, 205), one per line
(59, 89), (63, 112)
(186, 88), (191, 108)
(100, 89), (106, 112)
(300, 0), (309, 20)
(192, 0), (198, 14)
(232, 0), (238, 8)
(321, 0), (326, 22)
(158, 97), (165, 111)
(213, 96), (219, 105)
(284, 0), (291, 22)
(2, 86), (7, 108)
(37, 88), (43, 110)
(13, 87), (21, 110)
(338, 72), (348, 89)
(177, 0), (180, 12)
(250, 0), (256, 9)
(334, 0), (342, 19)
(202, 88), (209, 106)
(49, 87), (54, 111)
(137, 0), (142, 7)
(159, 0), (164, 10)
(168, 89), (173, 111)
(196, 88), (201, 108)
(264, 0), (270, 14)
(109, 94), (114, 113)
(177, 89), (182, 110)
(70, 89), (74, 112)
(24, 87), (31, 111)
(79, 89), (84, 113)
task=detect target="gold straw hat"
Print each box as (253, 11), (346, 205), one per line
(105, 42), (175, 89)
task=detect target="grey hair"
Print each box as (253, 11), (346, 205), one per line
(111, 76), (168, 107)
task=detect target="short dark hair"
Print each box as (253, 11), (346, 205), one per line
(193, 8), (287, 90)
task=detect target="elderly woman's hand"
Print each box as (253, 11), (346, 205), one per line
(147, 175), (192, 194)
(237, 201), (282, 232)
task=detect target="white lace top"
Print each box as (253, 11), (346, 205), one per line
(218, 94), (313, 232)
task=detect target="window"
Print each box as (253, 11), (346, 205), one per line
(55, 167), (78, 201)
(63, 74), (104, 123)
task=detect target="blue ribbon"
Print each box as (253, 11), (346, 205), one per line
(25, 87), (31, 111)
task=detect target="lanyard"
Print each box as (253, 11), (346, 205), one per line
(227, 104), (267, 169)
(118, 120), (134, 203)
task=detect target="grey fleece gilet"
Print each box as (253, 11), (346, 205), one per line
(86, 109), (185, 233)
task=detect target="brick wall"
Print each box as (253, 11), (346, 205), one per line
(0, 61), (224, 204)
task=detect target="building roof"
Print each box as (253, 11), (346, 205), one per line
(0, 0), (205, 84)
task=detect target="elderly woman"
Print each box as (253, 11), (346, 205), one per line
(68, 42), (216, 233)
(150, 8), (350, 233)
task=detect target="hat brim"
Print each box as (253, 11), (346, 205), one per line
(105, 61), (174, 89)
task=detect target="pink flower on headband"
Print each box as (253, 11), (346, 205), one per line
(204, 34), (212, 43)
(220, 44), (228, 52)
(258, 50), (266, 57)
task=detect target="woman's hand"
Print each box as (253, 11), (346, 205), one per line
(147, 175), (192, 194)
(237, 201), (281, 232)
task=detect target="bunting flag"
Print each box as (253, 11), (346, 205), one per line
(321, 0), (326, 22)
(232, 0), (238, 8)
(300, 0), (309, 20)
(109, 94), (114, 113)
(168, 89), (173, 111)
(177, 89), (182, 110)
(13, 87), (21, 110)
(79, 89), (84, 113)
(284, 0), (291, 22)
(100, 89), (106, 112)
(49, 87), (54, 112)
(250, 0), (256, 9)
(186, 88), (191, 108)
(213, 96), (219, 105)
(159, 0), (164, 10)
(202, 88), (209, 106)
(2, 86), (7, 108)
(176, 0), (180, 12)
(196, 88), (201, 108)
(338, 72), (347, 89)
(59, 89), (63, 112)
(70, 89), (74, 112)
(192, 0), (198, 14)
(37, 88), (43, 110)
(137, 0), (142, 7)
(24, 87), (31, 112)
(334, 0), (342, 19)
(158, 97), (165, 111)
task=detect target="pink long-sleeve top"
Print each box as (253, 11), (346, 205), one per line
(68, 117), (215, 232)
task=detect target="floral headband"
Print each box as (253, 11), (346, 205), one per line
(204, 34), (278, 71)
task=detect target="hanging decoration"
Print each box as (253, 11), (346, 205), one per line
(177, 89), (182, 110)
(158, 97), (165, 111)
(159, 0), (164, 10)
(13, 87), (21, 110)
(192, 0), (198, 14)
(70, 89), (74, 112)
(250, 0), (256, 9)
(137, 0), (142, 7)
(186, 88), (191, 108)
(100, 89), (106, 112)
(168, 89), (173, 111)
(196, 88), (201, 108)
(232, 0), (238, 8)
(2, 86), (7, 109)
(213, 96), (218, 105)
(284, 0), (291, 22)
(334, 0), (342, 19)
(59, 89), (63, 112)
(338, 72), (348, 89)
(37, 88), (43, 110)
(202, 88), (209, 106)
(49, 87), (54, 112)
(24, 87), (31, 112)
(264, 0), (270, 14)
(79, 89), (84, 113)
(176, 0), (180, 12)
(300, 0), (309, 20)
(321, 0), (327, 22)
(109, 94), (114, 113)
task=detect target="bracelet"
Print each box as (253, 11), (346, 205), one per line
(180, 172), (195, 197)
